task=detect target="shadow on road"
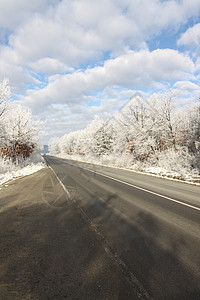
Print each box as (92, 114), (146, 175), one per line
(74, 175), (200, 300)
(0, 168), (141, 300)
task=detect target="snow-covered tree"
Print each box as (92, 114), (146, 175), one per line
(48, 116), (105, 157)
(0, 79), (11, 146)
(1, 105), (41, 162)
(93, 120), (116, 156)
(49, 136), (61, 155)
(48, 90), (200, 175)
(186, 101), (200, 153)
(111, 118), (128, 154)
(114, 94), (158, 160)
(0, 79), (10, 117)
(0, 79), (43, 167)
(82, 116), (105, 155)
(153, 91), (180, 150)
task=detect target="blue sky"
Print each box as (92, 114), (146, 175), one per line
(0, 0), (200, 144)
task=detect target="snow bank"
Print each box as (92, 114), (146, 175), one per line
(0, 155), (46, 186)
(0, 162), (46, 186)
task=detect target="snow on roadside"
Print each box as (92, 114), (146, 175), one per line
(0, 163), (46, 185)
(0, 162), (46, 186)
(141, 166), (200, 184)
(0, 155), (46, 187)
(52, 153), (200, 185)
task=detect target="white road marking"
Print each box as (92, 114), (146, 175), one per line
(47, 165), (70, 203)
(80, 166), (200, 212)
(47, 157), (200, 212)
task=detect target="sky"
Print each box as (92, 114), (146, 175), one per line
(0, 0), (200, 144)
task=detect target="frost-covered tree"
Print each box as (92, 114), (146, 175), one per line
(186, 101), (200, 153)
(111, 119), (128, 154)
(0, 79), (10, 117)
(93, 121), (116, 156)
(48, 116), (105, 157)
(0, 79), (11, 146)
(154, 91), (180, 150)
(0, 79), (43, 165)
(115, 94), (148, 142)
(115, 94), (158, 160)
(81, 116), (105, 156)
(48, 90), (200, 175)
(1, 105), (41, 162)
(49, 136), (61, 155)
(61, 131), (79, 155)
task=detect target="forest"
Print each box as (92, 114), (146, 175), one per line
(49, 91), (200, 181)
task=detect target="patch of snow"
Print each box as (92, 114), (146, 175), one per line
(0, 154), (46, 186)
(0, 162), (46, 186)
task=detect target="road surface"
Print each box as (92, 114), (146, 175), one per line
(0, 155), (200, 299)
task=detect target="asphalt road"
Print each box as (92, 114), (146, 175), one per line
(0, 155), (200, 299)
(0, 167), (140, 300)
(45, 156), (200, 300)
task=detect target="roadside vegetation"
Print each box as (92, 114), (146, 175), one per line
(49, 91), (200, 182)
(0, 79), (44, 185)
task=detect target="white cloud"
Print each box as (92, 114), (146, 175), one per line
(0, 0), (57, 30)
(195, 57), (200, 74)
(30, 58), (73, 75)
(173, 81), (200, 104)
(18, 48), (194, 113)
(0, 0), (199, 94)
(178, 23), (200, 47)
(174, 81), (200, 91)
(0, 1), (200, 142)
(1, 1), (200, 82)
